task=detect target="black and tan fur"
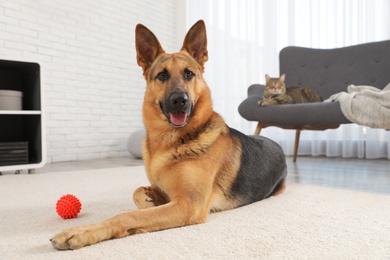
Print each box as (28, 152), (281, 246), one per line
(50, 20), (287, 250)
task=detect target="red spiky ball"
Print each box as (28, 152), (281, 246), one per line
(56, 194), (82, 219)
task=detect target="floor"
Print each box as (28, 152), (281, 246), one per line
(4, 156), (390, 195)
(285, 156), (390, 194)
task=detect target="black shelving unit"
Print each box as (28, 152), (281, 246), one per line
(0, 58), (45, 174)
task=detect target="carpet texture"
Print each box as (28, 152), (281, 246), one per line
(1, 166), (389, 259)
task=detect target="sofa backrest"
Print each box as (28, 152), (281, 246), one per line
(279, 40), (390, 99)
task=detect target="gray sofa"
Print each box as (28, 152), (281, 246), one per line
(238, 40), (390, 161)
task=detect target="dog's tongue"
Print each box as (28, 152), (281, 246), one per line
(170, 111), (187, 126)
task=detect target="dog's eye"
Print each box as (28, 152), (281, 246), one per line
(183, 69), (195, 81)
(156, 71), (169, 82)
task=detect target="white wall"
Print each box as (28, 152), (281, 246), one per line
(0, 0), (178, 163)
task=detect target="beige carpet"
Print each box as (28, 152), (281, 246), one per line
(1, 166), (389, 259)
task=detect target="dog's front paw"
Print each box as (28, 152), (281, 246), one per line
(133, 186), (156, 209)
(50, 226), (96, 250)
(133, 186), (168, 209)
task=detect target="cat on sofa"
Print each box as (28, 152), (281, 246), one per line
(258, 74), (322, 106)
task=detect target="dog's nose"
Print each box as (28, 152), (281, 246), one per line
(170, 92), (189, 109)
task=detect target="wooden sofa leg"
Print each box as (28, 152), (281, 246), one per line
(254, 123), (263, 135)
(293, 129), (301, 162)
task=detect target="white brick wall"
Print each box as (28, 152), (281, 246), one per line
(0, 0), (178, 163)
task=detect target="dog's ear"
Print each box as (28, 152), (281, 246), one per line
(135, 24), (165, 75)
(181, 20), (208, 69)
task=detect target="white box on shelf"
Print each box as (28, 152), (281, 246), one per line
(0, 90), (23, 110)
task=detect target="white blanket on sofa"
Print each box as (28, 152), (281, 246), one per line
(324, 83), (390, 129)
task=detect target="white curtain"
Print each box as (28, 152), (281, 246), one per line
(186, 0), (390, 159)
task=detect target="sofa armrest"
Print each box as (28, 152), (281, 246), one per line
(248, 84), (265, 98)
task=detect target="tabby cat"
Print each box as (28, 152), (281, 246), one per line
(258, 74), (322, 106)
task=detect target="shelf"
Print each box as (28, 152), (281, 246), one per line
(0, 58), (45, 172)
(0, 110), (41, 115)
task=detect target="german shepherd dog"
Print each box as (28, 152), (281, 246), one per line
(50, 20), (287, 250)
